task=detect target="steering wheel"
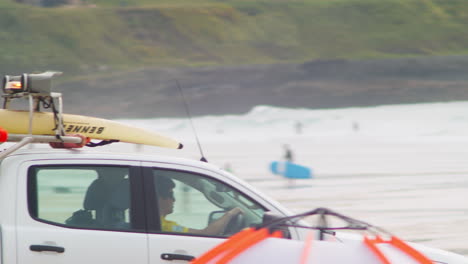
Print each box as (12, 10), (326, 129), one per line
(222, 213), (245, 236)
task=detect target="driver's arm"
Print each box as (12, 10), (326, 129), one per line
(189, 208), (243, 236)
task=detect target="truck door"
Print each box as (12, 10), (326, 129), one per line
(16, 162), (148, 264)
(141, 164), (275, 263)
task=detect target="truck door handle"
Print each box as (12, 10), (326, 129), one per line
(161, 253), (194, 261)
(30, 245), (65, 253)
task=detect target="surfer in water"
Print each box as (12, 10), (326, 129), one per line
(295, 121), (303, 134)
(156, 176), (242, 235)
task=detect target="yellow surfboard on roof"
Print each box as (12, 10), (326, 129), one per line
(0, 109), (182, 149)
(1, 71), (182, 149)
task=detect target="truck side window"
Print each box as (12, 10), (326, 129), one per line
(28, 166), (134, 231)
(152, 169), (267, 237)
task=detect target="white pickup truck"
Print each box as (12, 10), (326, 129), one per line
(0, 147), (467, 264)
(0, 72), (466, 263)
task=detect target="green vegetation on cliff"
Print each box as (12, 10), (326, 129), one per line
(1, 0), (468, 75)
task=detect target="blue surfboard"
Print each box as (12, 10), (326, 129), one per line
(270, 161), (313, 179)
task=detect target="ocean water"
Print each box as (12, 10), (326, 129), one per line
(112, 101), (468, 256)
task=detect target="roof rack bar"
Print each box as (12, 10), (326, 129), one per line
(57, 93), (63, 135)
(0, 137), (34, 159)
(7, 134), (84, 144)
(28, 94), (34, 135)
(0, 134), (86, 160)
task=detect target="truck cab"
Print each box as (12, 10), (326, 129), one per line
(0, 148), (305, 264)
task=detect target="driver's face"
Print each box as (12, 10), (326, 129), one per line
(158, 190), (175, 216)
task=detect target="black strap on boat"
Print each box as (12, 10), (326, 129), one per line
(258, 207), (382, 240)
(86, 140), (120, 147)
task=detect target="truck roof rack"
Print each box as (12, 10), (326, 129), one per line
(1, 72), (87, 158)
(0, 134), (86, 159)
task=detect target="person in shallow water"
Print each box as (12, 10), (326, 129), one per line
(156, 176), (242, 235)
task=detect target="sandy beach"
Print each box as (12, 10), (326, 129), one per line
(207, 136), (468, 257)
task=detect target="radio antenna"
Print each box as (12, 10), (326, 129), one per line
(176, 80), (207, 162)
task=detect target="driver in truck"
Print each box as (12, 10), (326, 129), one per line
(156, 176), (243, 236)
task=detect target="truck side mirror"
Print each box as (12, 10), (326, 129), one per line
(262, 212), (291, 239)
